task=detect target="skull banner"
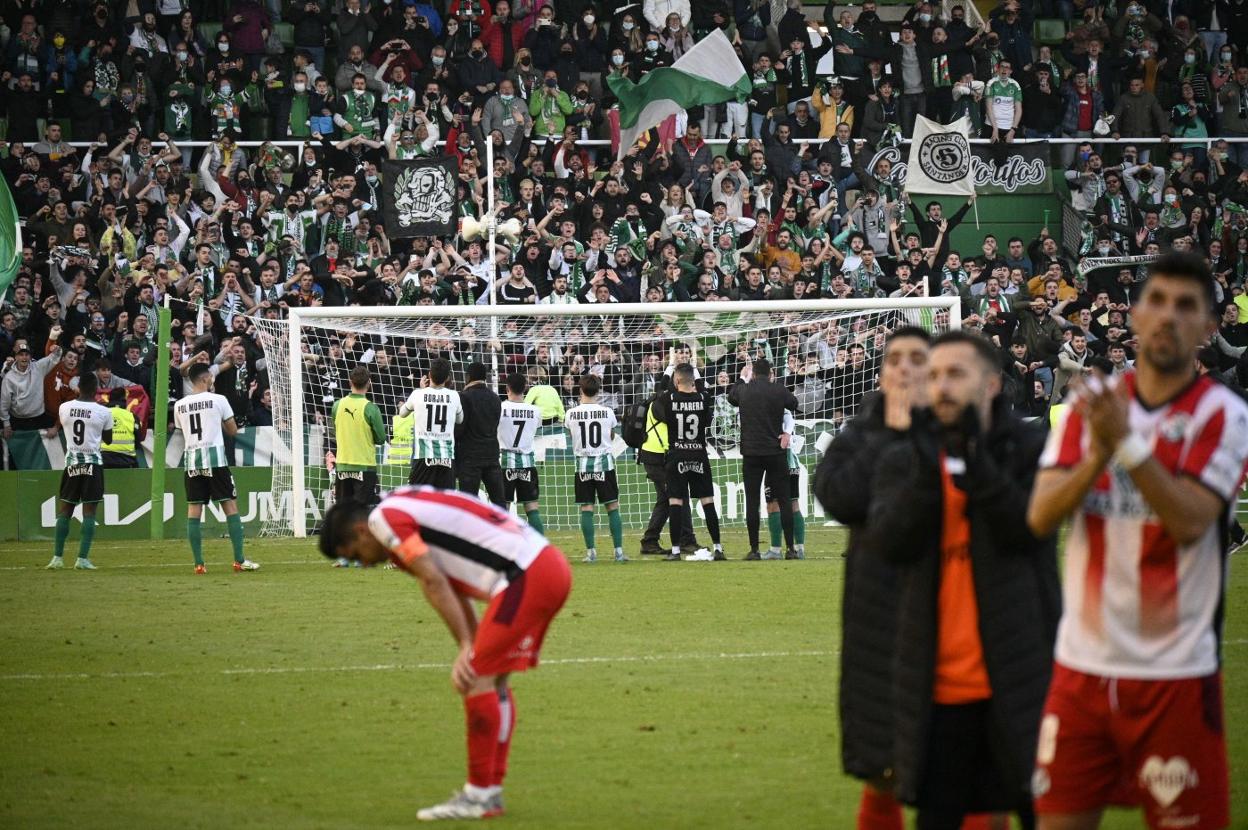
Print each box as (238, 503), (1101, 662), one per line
(382, 157), (458, 239)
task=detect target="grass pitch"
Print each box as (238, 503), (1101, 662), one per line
(1, 527), (1245, 829)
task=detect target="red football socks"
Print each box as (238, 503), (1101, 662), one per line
(857, 786), (904, 830)
(464, 691), (500, 788)
(493, 688), (517, 787)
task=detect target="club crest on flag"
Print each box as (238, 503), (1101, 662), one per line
(916, 130), (971, 185)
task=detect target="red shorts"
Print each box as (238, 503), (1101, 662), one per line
(471, 545), (571, 676)
(1034, 662), (1228, 829)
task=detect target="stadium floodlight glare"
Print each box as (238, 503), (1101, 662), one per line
(252, 298), (960, 538)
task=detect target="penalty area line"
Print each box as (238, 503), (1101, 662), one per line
(0, 649), (834, 682)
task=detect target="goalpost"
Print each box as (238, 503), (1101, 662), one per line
(252, 298), (960, 538)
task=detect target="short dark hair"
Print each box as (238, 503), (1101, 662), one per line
(886, 326), (931, 348)
(428, 358), (452, 385)
(187, 362), (211, 384)
(752, 358), (772, 378)
(579, 374), (601, 397)
(673, 363), (695, 386)
(931, 330), (1002, 373)
(78, 372), (98, 398)
(505, 372), (527, 396)
(94, 358), (112, 371)
(1143, 251), (1217, 313)
(109, 387), (127, 406)
(318, 500), (370, 559)
(466, 361), (488, 382)
(349, 365), (371, 390)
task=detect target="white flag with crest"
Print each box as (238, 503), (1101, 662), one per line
(903, 115), (976, 197)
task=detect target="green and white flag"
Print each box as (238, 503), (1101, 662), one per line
(608, 29), (750, 159)
(0, 176), (21, 300)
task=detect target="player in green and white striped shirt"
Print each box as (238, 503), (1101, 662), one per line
(48, 373), (113, 570)
(766, 410), (807, 559)
(499, 373), (544, 533)
(563, 374), (625, 563)
(398, 358), (463, 489)
(174, 363), (259, 574)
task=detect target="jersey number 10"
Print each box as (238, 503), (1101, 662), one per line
(578, 420), (603, 448)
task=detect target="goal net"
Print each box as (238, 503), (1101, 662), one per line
(251, 299), (958, 537)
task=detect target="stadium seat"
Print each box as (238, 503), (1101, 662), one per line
(199, 21), (222, 45)
(1034, 19), (1066, 46)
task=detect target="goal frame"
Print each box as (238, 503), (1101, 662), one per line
(286, 297), (961, 536)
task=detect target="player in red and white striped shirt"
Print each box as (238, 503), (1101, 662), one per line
(1028, 253), (1248, 830)
(320, 487), (572, 821)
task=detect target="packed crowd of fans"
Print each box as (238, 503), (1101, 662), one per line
(2, 0), (1248, 469)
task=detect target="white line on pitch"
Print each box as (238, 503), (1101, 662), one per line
(0, 650), (833, 682)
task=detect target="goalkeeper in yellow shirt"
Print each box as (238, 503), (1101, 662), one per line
(328, 366), (386, 566)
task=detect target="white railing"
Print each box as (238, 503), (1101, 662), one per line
(61, 137), (1248, 149)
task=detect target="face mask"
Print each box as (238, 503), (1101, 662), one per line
(646, 40), (659, 51)
(471, 48), (484, 59)
(611, 54), (624, 66)
(1185, 54), (1196, 64)
(1222, 52), (1233, 62)
(176, 50), (189, 61)
(622, 21), (634, 31)
(432, 55), (444, 66)
(545, 78), (557, 88)
(918, 13), (931, 22)
(1171, 159), (1182, 170)
(53, 35), (65, 48)
(669, 23), (680, 31)
(1097, 245), (1111, 255)
(1167, 193), (1179, 203)
(1138, 50), (1150, 60)
(583, 14), (594, 25)
(366, 174), (378, 183)
(219, 84), (232, 96)
(519, 57), (530, 66)
(355, 88), (365, 96)
(218, 41), (229, 53)
(500, 93), (513, 103)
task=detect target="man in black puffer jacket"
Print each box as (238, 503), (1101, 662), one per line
(815, 326), (932, 828)
(862, 331), (1061, 829)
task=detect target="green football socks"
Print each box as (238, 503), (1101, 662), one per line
(794, 511), (806, 546)
(768, 511), (782, 549)
(607, 508), (623, 549)
(579, 510), (595, 549)
(227, 514), (245, 564)
(78, 516), (96, 560)
(54, 516), (70, 558)
(526, 509), (545, 534)
(188, 518), (204, 566)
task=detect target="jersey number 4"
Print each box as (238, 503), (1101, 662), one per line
(188, 412), (203, 441)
